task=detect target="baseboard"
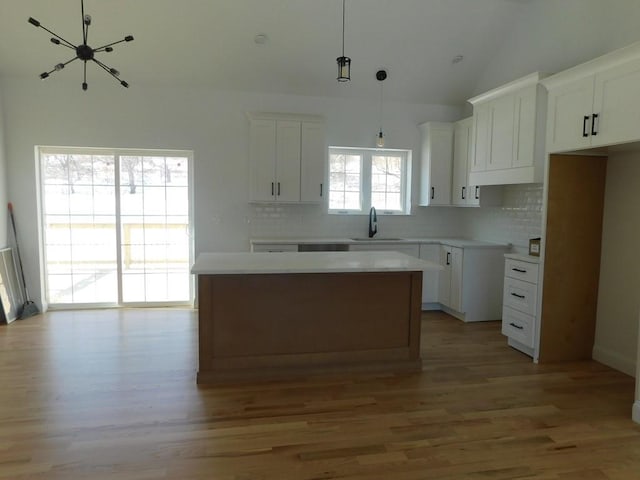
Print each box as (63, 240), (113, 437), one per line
(421, 302), (440, 311)
(633, 401), (640, 424)
(592, 344), (636, 376)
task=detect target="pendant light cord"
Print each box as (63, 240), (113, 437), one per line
(379, 79), (384, 132)
(342, 0), (346, 57)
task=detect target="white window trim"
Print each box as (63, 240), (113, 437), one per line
(328, 146), (412, 215)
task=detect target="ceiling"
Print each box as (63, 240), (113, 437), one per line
(1, 0), (537, 104)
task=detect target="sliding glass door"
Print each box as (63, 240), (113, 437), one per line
(40, 148), (193, 307)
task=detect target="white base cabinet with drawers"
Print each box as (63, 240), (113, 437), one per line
(501, 254), (540, 357)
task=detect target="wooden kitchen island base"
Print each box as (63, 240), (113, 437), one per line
(196, 268), (424, 383)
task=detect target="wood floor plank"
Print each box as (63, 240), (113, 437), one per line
(0, 309), (639, 479)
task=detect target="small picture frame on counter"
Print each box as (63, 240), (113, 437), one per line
(529, 237), (541, 257)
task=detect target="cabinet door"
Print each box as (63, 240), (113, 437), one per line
(419, 123), (453, 206)
(546, 76), (594, 153)
(300, 122), (326, 202)
(487, 94), (515, 171)
(275, 121), (301, 202)
(513, 85), (537, 168)
(249, 119), (277, 202)
(449, 247), (463, 312)
(438, 245), (452, 307)
(471, 103), (490, 173)
(452, 119), (471, 206)
(592, 57), (640, 147)
(419, 244), (440, 304)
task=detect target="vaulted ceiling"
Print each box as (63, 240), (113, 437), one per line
(1, 1), (639, 105)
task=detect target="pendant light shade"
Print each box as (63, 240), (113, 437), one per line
(28, 0), (134, 91)
(337, 0), (351, 82)
(337, 56), (351, 82)
(376, 69), (387, 147)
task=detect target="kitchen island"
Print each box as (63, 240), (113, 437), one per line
(192, 251), (440, 383)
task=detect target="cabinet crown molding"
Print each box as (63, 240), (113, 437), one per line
(247, 112), (325, 123)
(469, 72), (544, 105)
(541, 40), (640, 91)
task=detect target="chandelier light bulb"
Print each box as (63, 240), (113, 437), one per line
(376, 131), (385, 148)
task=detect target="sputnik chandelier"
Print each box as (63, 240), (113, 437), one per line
(28, 0), (134, 91)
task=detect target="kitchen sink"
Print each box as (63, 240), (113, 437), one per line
(350, 237), (405, 241)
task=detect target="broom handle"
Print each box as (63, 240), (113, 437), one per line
(7, 203), (30, 300)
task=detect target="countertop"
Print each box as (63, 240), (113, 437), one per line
(191, 251), (442, 275)
(250, 237), (510, 249)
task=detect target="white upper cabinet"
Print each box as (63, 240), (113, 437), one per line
(419, 122), (454, 206)
(300, 122), (326, 202)
(544, 76), (594, 153)
(542, 42), (640, 153)
(275, 120), (302, 202)
(248, 113), (325, 203)
(469, 73), (546, 186)
(452, 118), (472, 206)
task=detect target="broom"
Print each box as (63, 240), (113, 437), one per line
(7, 203), (40, 319)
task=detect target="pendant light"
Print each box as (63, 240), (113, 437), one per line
(376, 69), (387, 148)
(337, 0), (351, 82)
(28, 0), (134, 91)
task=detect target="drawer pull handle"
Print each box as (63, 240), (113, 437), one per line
(509, 322), (524, 330)
(511, 293), (526, 299)
(591, 113), (599, 136)
(512, 267), (527, 273)
(583, 115), (590, 137)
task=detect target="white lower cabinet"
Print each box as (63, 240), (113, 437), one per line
(438, 244), (508, 322)
(501, 254), (540, 356)
(419, 244), (440, 306)
(438, 245), (463, 312)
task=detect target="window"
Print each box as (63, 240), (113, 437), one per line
(328, 147), (411, 214)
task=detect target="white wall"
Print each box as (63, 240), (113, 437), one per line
(0, 77), (463, 308)
(592, 152), (640, 376)
(0, 83), (7, 248)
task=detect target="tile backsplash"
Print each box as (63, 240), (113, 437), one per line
(248, 184), (543, 251)
(463, 183), (544, 253)
(249, 203), (467, 240)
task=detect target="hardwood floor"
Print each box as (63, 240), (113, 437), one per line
(1, 309), (639, 479)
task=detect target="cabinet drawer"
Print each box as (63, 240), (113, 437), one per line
(503, 277), (537, 316)
(504, 258), (539, 283)
(502, 306), (534, 348)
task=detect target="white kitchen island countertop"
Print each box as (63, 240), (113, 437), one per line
(191, 251), (441, 275)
